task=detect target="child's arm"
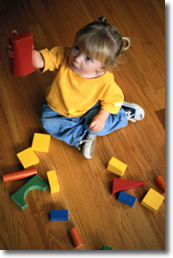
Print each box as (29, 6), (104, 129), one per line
(89, 109), (110, 133)
(32, 50), (44, 69)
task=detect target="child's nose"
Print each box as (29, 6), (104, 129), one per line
(74, 54), (82, 64)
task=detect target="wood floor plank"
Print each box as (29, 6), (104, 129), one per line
(0, 0), (165, 250)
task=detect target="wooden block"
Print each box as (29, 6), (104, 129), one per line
(112, 178), (146, 194)
(11, 174), (48, 210)
(107, 157), (127, 176)
(141, 188), (165, 212)
(17, 147), (39, 169)
(69, 227), (83, 249)
(2, 167), (37, 182)
(155, 175), (165, 192)
(9, 32), (35, 77)
(117, 191), (137, 207)
(50, 210), (68, 221)
(31, 133), (51, 152)
(47, 170), (59, 193)
(102, 245), (113, 250)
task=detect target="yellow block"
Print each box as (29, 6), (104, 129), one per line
(47, 170), (60, 193)
(17, 147), (39, 169)
(31, 133), (51, 152)
(107, 157), (127, 176)
(141, 188), (164, 212)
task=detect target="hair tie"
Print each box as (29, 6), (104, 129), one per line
(122, 37), (131, 52)
(97, 16), (107, 23)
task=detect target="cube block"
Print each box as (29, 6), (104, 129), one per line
(141, 188), (164, 212)
(107, 157), (127, 176)
(47, 170), (59, 193)
(32, 133), (51, 152)
(50, 210), (68, 221)
(17, 147), (39, 169)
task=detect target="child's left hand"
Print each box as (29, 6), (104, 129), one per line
(89, 117), (105, 133)
(89, 109), (110, 133)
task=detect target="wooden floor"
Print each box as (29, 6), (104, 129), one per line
(0, 0), (165, 250)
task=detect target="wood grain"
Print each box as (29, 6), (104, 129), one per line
(0, 0), (165, 250)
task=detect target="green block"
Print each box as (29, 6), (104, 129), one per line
(102, 245), (113, 250)
(11, 174), (48, 210)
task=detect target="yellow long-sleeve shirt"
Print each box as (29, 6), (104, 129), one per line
(40, 46), (124, 117)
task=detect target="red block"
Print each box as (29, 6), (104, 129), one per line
(155, 175), (165, 192)
(112, 178), (146, 194)
(9, 32), (35, 77)
(2, 167), (37, 182)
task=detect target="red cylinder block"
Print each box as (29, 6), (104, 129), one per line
(69, 227), (83, 249)
(155, 175), (165, 192)
(2, 167), (37, 182)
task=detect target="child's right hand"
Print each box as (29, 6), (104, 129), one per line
(7, 30), (18, 58)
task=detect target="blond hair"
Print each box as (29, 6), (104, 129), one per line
(73, 17), (131, 71)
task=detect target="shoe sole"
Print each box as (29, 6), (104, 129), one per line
(82, 135), (97, 159)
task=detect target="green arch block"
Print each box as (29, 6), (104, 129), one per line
(11, 174), (48, 210)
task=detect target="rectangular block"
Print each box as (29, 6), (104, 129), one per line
(9, 32), (35, 77)
(32, 133), (51, 152)
(47, 170), (59, 193)
(141, 188), (164, 212)
(17, 147), (39, 169)
(50, 210), (68, 221)
(107, 157), (127, 176)
(102, 246), (113, 250)
(117, 191), (137, 207)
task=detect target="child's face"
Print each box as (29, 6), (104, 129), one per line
(69, 45), (105, 78)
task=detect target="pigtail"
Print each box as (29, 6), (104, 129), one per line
(121, 37), (131, 53)
(97, 16), (107, 23)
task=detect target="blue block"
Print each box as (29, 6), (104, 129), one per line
(50, 210), (68, 221)
(117, 191), (136, 207)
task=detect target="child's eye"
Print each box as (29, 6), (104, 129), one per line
(86, 57), (92, 62)
(74, 45), (80, 52)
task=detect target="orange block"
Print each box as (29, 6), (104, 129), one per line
(69, 228), (83, 249)
(2, 167), (37, 182)
(155, 175), (165, 192)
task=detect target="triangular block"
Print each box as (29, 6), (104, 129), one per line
(112, 178), (146, 194)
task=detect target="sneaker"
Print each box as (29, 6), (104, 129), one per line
(78, 133), (97, 159)
(122, 101), (145, 122)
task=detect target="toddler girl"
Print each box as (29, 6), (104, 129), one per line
(30, 17), (145, 158)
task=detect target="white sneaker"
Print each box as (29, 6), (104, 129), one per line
(78, 133), (97, 159)
(122, 101), (145, 122)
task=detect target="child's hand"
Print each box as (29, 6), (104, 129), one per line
(89, 109), (110, 133)
(89, 117), (105, 133)
(7, 30), (18, 58)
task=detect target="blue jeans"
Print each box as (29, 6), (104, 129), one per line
(40, 103), (128, 148)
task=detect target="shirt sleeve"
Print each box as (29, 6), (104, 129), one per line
(100, 82), (124, 114)
(39, 46), (65, 72)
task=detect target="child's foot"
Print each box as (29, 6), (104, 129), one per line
(122, 101), (145, 122)
(78, 133), (97, 159)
